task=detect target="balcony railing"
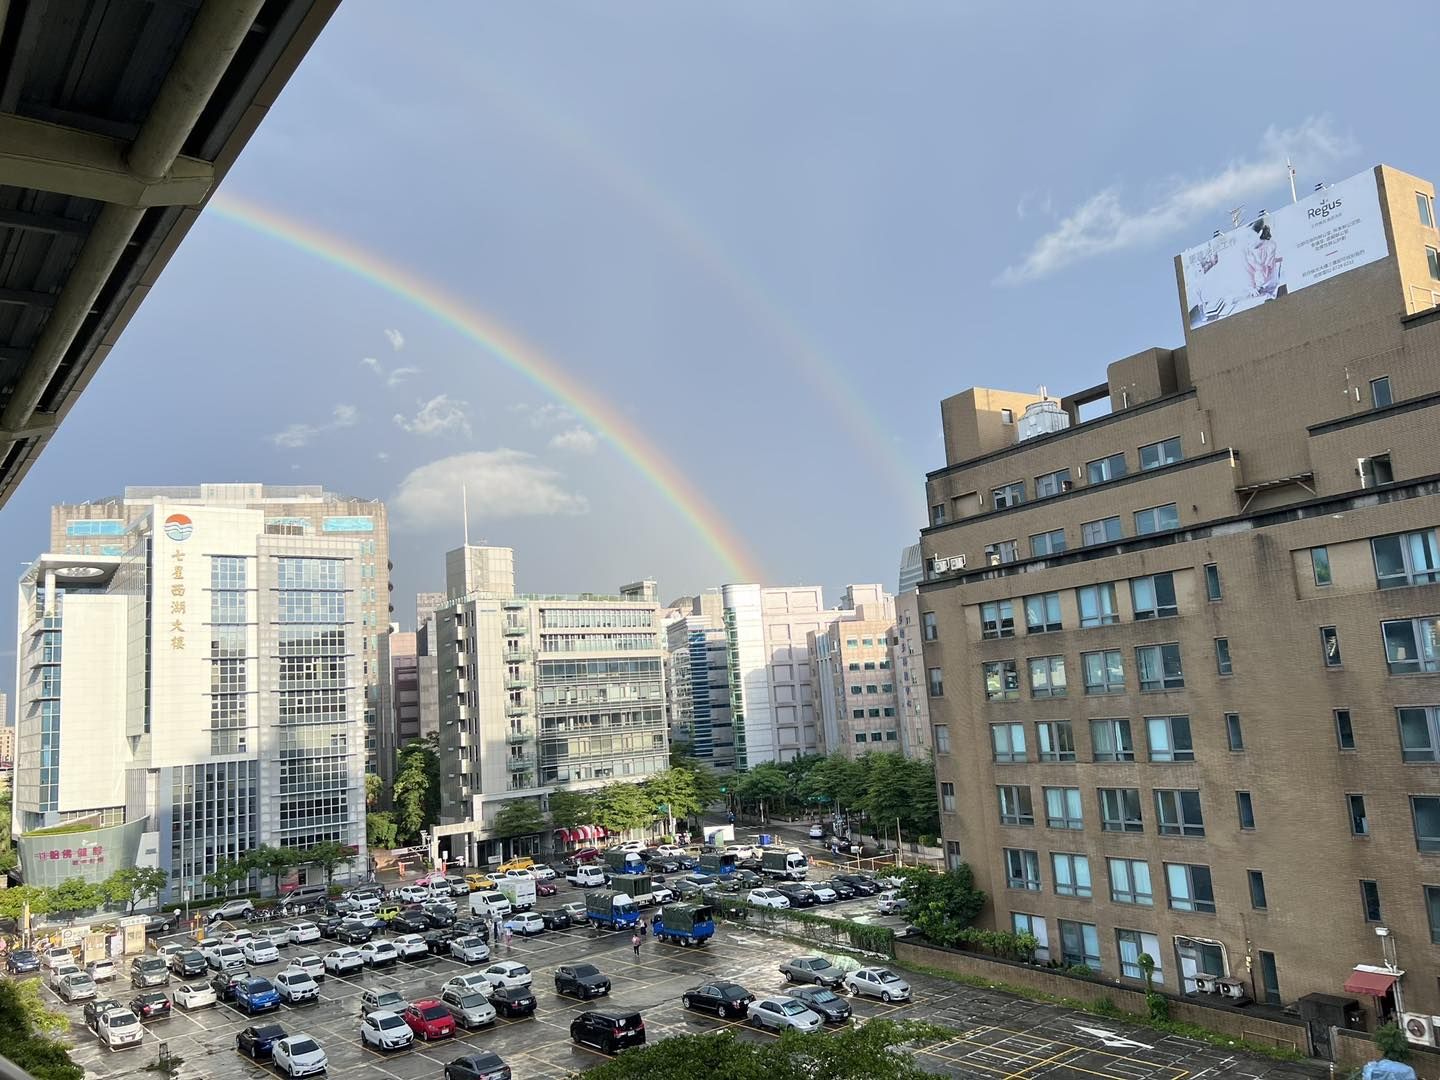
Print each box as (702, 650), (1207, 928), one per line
(505, 678), (528, 690)
(505, 705), (527, 718)
(506, 730), (531, 745)
(506, 753), (536, 771)
(503, 622), (528, 636)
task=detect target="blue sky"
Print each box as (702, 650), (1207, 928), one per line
(3, 1), (1439, 710)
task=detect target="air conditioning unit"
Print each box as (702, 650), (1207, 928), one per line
(984, 547), (1001, 567)
(951, 554), (967, 570)
(1403, 1013), (1434, 1046)
(931, 557), (948, 576)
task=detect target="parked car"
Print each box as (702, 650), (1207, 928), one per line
(535, 880), (558, 897)
(440, 987), (496, 1029)
(538, 908), (573, 931)
(211, 970), (250, 1002)
(779, 955), (846, 987)
(396, 885), (429, 904)
(390, 910), (431, 934)
(173, 982), (217, 1010)
(809, 882), (838, 903)
(729, 869), (764, 891)
(504, 912), (545, 937)
(570, 1009), (645, 1053)
(83, 958), (116, 982)
(287, 922), (321, 945)
(234, 977), (280, 1015)
(482, 961), (532, 989)
(876, 891), (909, 915)
(553, 963), (611, 999)
(490, 984), (537, 1019)
(236, 1022), (288, 1060)
(280, 885), (328, 912)
(242, 939), (281, 965)
(142, 912), (179, 935)
(451, 917), (490, 939)
(83, 998), (125, 1029)
(206, 946), (246, 973)
(747, 888), (790, 909)
(335, 920), (372, 945)
(560, 901), (587, 924)
(358, 941), (399, 968)
(271, 1035), (328, 1078)
(403, 999), (457, 1041)
(808, 823), (825, 839)
(747, 995), (823, 1032)
(444, 1052), (512, 1080)
(529, 864), (557, 881)
(322, 948), (363, 976)
(444, 877), (471, 896)
(391, 933), (430, 960)
(361, 1010), (415, 1051)
(316, 916), (345, 940)
(132, 955), (172, 985)
(58, 972), (99, 1002)
(843, 966), (911, 1002)
(96, 1007), (144, 1049)
(441, 972), (495, 999)
(221, 929), (256, 949)
(834, 873), (879, 896)
(449, 935), (491, 964)
(775, 883), (817, 907)
(273, 969), (319, 1005)
(359, 988), (408, 1017)
(819, 878), (854, 900)
(423, 903), (457, 926)
(682, 981), (754, 1018)
(464, 873), (496, 892)
(290, 954), (325, 982)
(207, 898), (255, 923)
(45, 962), (80, 992)
(42, 947), (75, 971)
(169, 950), (207, 978)
(425, 929), (461, 955)
(5, 949), (40, 975)
(130, 990), (172, 1020)
(789, 984), (852, 1023)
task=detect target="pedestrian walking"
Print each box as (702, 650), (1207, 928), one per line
(638, 916), (647, 935)
(631, 933), (641, 957)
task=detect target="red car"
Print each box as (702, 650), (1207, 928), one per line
(403, 999), (456, 1041)
(536, 881), (557, 897)
(571, 848), (601, 863)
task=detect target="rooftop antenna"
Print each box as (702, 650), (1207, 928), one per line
(462, 482), (470, 546)
(1229, 205), (1246, 229)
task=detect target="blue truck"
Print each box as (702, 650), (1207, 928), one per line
(651, 903), (714, 947)
(584, 890), (640, 931)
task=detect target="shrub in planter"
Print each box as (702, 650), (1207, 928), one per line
(1146, 992), (1169, 1022)
(1066, 964), (1094, 978)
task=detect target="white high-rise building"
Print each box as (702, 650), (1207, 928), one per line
(13, 498), (368, 894)
(663, 591), (734, 770)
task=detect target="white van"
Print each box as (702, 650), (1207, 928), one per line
(469, 891), (512, 919)
(565, 865), (606, 888)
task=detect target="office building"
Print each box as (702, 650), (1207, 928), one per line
(14, 497), (369, 892)
(376, 630), (440, 787)
(0, 692), (12, 767)
(430, 545), (667, 866)
(919, 165), (1440, 1021)
(664, 591), (735, 769)
(810, 586), (900, 756)
(53, 484), (391, 773)
(895, 545), (934, 756)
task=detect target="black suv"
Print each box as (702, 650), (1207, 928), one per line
(834, 873), (879, 896)
(776, 883), (817, 907)
(170, 949), (208, 977)
(390, 910), (431, 934)
(553, 963), (610, 999)
(570, 1009), (645, 1053)
(682, 981), (754, 1018)
(335, 919), (372, 944)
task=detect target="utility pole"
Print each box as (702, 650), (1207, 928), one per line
(1287, 158), (1298, 204)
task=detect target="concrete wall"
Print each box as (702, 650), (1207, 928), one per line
(1332, 1027), (1440, 1076)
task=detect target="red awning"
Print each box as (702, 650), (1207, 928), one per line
(1344, 968), (1398, 996)
(557, 829), (572, 843)
(578, 825), (593, 841)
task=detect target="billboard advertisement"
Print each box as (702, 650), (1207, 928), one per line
(1180, 168), (1388, 329)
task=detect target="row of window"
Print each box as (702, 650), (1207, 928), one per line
(978, 504), (1183, 564)
(989, 783), (1207, 835)
(851, 707), (898, 719)
(977, 572), (1193, 641)
(848, 683), (895, 695)
(846, 660), (893, 670)
(986, 714), (1248, 765)
(962, 642), (1186, 701)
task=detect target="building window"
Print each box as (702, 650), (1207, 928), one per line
(1421, 192), (1436, 228)
(931, 504), (946, 526)
(1335, 709), (1356, 750)
(980, 600), (1016, 639)
(1426, 887), (1440, 944)
(1310, 547), (1333, 587)
(1030, 529), (1066, 558)
(1360, 453), (1394, 487)
(997, 785), (1034, 827)
(1412, 796), (1440, 852)
(1060, 920), (1101, 970)
(1000, 408), (1014, 424)
(1399, 706), (1440, 762)
(1130, 573), (1177, 620)
(934, 724), (950, 754)
(852, 709), (864, 719)
(853, 732), (866, 743)
(1004, 848), (1042, 890)
(850, 685), (863, 696)
(1321, 625), (1343, 667)
(945, 841), (963, 870)
(984, 660), (1020, 702)
(1166, 863), (1216, 913)
(1087, 453), (1127, 485)
(1029, 655), (1067, 699)
(1081, 516), (1123, 546)
(1108, 857), (1153, 906)
(1257, 951), (1281, 1006)
(1091, 718), (1135, 762)
(1011, 912), (1049, 961)
(1035, 470), (1070, 499)
(1370, 376), (1393, 409)
(865, 684), (878, 693)
(987, 540), (1019, 565)
(1136, 643), (1184, 690)
(1139, 437), (1183, 471)
(1036, 720), (1076, 762)
(992, 481), (1027, 509)
(927, 668), (943, 697)
(1429, 245), (1440, 281)
(1117, 930), (1163, 983)
(1099, 787), (1143, 832)
(1024, 593), (1063, 633)
(1237, 791), (1255, 830)
(868, 708), (881, 718)
(1360, 879), (1382, 923)
(922, 612), (937, 641)
(1349, 794), (1370, 836)
(1382, 617), (1440, 674)
(1052, 852), (1091, 898)
(1135, 504), (1180, 535)
(1078, 583), (1120, 627)
(1044, 786), (1084, 830)
(991, 723), (1027, 763)
(1372, 530), (1440, 589)
(1146, 715), (1194, 762)
(1155, 789), (1205, 837)
(940, 782), (956, 813)
(1215, 638), (1233, 676)
(1204, 563), (1222, 601)
(1247, 870), (1268, 911)
(1225, 713), (1244, 751)
(1082, 650), (1125, 694)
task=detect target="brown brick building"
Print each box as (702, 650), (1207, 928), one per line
(919, 164), (1440, 1026)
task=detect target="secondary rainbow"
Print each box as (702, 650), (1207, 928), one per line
(208, 192), (763, 584)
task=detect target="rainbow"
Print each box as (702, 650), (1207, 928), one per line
(208, 192), (764, 584)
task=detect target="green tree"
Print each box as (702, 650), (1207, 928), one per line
(644, 768), (702, 833)
(590, 782), (655, 835)
(48, 878), (103, 918)
(202, 857), (251, 896)
(366, 811), (399, 850)
(365, 772), (384, 810)
(301, 840), (355, 886)
(547, 789), (595, 829)
(245, 845), (299, 896)
(101, 866), (169, 914)
(492, 799), (546, 840)
(0, 884), (52, 922)
(734, 762), (791, 813)
(0, 788), (15, 874)
(1375, 1022), (1412, 1063)
(0, 979), (84, 1080)
(392, 734), (441, 842)
(860, 753), (939, 842)
(896, 865), (986, 947)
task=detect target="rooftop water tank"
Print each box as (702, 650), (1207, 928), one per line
(1016, 398), (1070, 442)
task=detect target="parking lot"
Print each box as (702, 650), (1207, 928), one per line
(31, 877), (1325, 1080)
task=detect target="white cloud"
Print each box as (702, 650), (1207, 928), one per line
(361, 357), (382, 374)
(387, 366), (421, 388)
(376, 451), (390, 462)
(997, 117), (1355, 285)
(508, 402), (575, 428)
(270, 403), (359, 448)
(393, 394), (473, 437)
(549, 426), (598, 454)
(393, 449), (589, 525)
(384, 328), (405, 351)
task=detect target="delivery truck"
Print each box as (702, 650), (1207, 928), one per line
(608, 874), (656, 908)
(698, 852), (738, 877)
(651, 903), (714, 946)
(497, 877), (536, 911)
(584, 890), (639, 931)
(760, 848), (809, 881)
(604, 849), (645, 875)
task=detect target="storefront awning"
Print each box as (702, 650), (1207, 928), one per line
(1344, 967), (1400, 996)
(555, 829), (573, 843)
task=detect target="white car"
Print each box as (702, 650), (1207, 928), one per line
(844, 966), (912, 1002)
(529, 864), (557, 881)
(86, 958), (117, 982)
(655, 845), (685, 857)
(359, 1010), (414, 1051)
(222, 929), (256, 948)
(747, 888), (790, 909)
(876, 891), (909, 915)
(272, 1034), (328, 1078)
(614, 840), (645, 853)
(650, 885), (675, 904)
(747, 995), (824, 1032)
(287, 922), (321, 945)
(440, 986), (497, 1028)
(808, 824), (825, 840)
(391, 934), (430, 960)
(396, 885), (429, 904)
(173, 981), (217, 1010)
(291, 954), (325, 981)
(322, 948), (363, 976)
(442, 972), (495, 998)
(500, 868), (534, 881)
(242, 938), (280, 965)
(58, 972), (98, 1002)
(481, 961), (532, 989)
(97, 1008), (144, 1048)
(504, 912), (545, 936)
(42, 947), (74, 971)
(208, 945), (246, 971)
(358, 941), (399, 967)
(725, 844), (759, 861)
(809, 883), (837, 903)
(449, 936), (491, 964)
(348, 893), (382, 912)
(274, 969), (320, 1004)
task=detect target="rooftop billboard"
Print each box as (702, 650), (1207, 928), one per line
(1180, 168), (1388, 329)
